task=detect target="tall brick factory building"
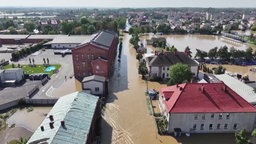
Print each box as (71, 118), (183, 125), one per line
(72, 31), (119, 80)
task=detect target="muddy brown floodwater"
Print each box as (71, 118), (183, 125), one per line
(100, 34), (178, 144)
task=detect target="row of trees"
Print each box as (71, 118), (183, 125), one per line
(195, 46), (255, 62)
(11, 40), (47, 61)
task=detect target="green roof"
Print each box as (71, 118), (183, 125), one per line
(27, 91), (99, 144)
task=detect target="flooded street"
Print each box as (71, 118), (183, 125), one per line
(141, 34), (256, 56)
(101, 34), (177, 144)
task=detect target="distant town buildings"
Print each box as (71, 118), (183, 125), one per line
(72, 30), (119, 80)
(27, 91), (100, 144)
(158, 83), (256, 134)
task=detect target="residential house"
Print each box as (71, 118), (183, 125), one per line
(82, 75), (107, 97)
(27, 91), (100, 144)
(72, 31), (119, 80)
(158, 83), (256, 134)
(145, 51), (199, 79)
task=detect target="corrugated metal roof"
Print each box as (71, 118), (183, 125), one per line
(214, 74), (256, 104)
(0, 35), (28, 39)
(27, 91), (99, 144)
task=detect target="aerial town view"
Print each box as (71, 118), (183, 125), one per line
(1, 0), (256, 144)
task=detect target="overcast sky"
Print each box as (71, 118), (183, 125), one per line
(0, 0), (256, 8)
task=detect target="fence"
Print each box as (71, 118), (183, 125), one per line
(25, 98), (58, 105)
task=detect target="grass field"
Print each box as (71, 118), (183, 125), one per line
(3, 64), (61, 76)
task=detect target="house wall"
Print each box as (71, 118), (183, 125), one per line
(150, 66), (159, 77)
(190, 66), (199, 77)
(51, 43), (79, 49)
(4, 69), (24, 82)
(82, 81), (104, 96)
(168, 112), (256, 133)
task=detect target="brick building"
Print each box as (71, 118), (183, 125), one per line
(72, 31), (119, 80)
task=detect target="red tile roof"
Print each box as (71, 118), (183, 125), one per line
(159, 83), (256, 113)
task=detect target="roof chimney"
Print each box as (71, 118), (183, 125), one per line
(49, 115), (54, 121)
(179, 87), (183, 91)
(200, 85), (204, 92)
(49, 122), (54, 129)
(223, 85), (226, 92)
(40, 126), (44, 131)
(61, 121), (65, 127)
(176, 84), (179, 88)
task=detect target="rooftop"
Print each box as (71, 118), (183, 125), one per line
(46, 35), (92, 45)
(214, 74), (256, 105)
(159, 83), (256, 113)
(90, 31), (117, 49)
(147, 51), (198, 67)
(27, 91), (99, 144)
(82, 75), (106, 83)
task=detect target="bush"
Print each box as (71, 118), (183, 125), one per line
(156, 117), (168, 135)
(149, 76), (162, 82)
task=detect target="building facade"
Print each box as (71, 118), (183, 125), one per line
(72, 31), (119, 80)
(158, 83), (256, 133)
(145, 51), (199, 79)
(82, 75), (107, 97)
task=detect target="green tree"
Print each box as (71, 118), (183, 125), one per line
(251, 26), (256, 31)
(157, 23), (170, 34)
(245, 47), (253, 61)
(217, 46), (230, 61)
(167, 63), (193, 85)
(208, 47), (218, 59)
(235, 129), (250, 144)
(16, 137), (28, 144)
(61, 22), (73, 34)
(87, 25), (96, 34)
(80, 18), (90, 25)
(24, 21), (35, 32)
(136, 53), (143, 61)
(195, 49), (207, 60)
(138, 60), (148, 79)
(213, 65), (226, 74)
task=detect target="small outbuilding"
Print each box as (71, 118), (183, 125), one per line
(82, 75), (107, 97)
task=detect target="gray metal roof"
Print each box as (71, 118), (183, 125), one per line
(46, 35), (92, 44)
(91, 31), (116, 49)
(0, 35), (28, 39)
(82, 75), (106, 83)
(28, 35), (59, 39)
(27, 91), (99, 144)
(214, 74), (256, 105)
(147, 52), (198, 67)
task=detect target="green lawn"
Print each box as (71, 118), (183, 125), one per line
(3, 64), (61, 76)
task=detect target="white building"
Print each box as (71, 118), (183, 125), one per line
(82, 75), (107, 97)
(0, 68), (24, 86)
(46, 35), (92, 49)
(145, 51), (199, 79)
(158, 83), (256, 134)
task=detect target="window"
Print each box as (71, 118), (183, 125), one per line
(77, 66), (80, 70)
(219, 113), (223, 119)
(217, 124), (220, 129)
(87, 55), (90, 60)
(209, 124), (213, 130)
(167, 67), (169, 70)
(82, 54), (84, 59)
(233, 124), (238, 130)
(166, 73), (169, 77)
(226, 113), (230, 119)
(163, 67), (165, 70)
(76, 55), (78, 61)
(194, 114), (198, 120)
(82, 62), (85, 67)
(211, 113), (214, 118)
(95, 87), (99, 92)
(193, 124), (197, 130)
(224, 124), (228, 129)
(91, 55), (94, 59)
(202, 114), (205, 120)
(200, 124), (204, 130)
